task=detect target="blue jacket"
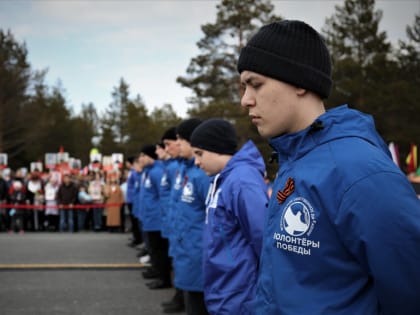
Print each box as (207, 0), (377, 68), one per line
(203, 140), (268, 315)
(256, 105), (420, 315)
(160, 158), (179, 238)
(173, 158), (210, 291)
(168, 158), (186, 257)
(138, 161), (164, 231)
(131, 171), (142, 220)
(125, 168), (137, 204)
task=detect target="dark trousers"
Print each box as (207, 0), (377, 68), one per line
(147, 231), (171, 284)
(128, 204), (142, 244)
(0, 207), (10, 231)
(185, 291), (208, 315)
(46, 214), (59, 231)
(120, 203), (126, 232)
(10, 209), (24, 232)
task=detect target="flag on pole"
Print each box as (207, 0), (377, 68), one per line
(388, 142), (400, 167)
(406, 143), (418, 173)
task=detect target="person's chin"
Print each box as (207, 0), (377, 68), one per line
(205, 170), (215, 176)
(257, 126), (272, 139)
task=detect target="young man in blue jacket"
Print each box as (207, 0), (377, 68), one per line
(190, 118), (268, 315)
(160, 126), (186, 313)
(125, 156), (143, 248)
(137, 144), (169, 289)
(171, 118), (210, 315)
(238, 19), (420, 315)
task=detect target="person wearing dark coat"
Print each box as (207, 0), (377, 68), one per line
(57, 174), (78, 232)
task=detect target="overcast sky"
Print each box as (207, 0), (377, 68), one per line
(0, 0), (419, 117)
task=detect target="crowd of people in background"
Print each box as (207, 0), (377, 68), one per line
(0, 168), (129, 234)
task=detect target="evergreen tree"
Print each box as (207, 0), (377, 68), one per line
(99, 125), (118, 156)
(80, 102), (100, 135)
(0, 29), (31, 165)
(99, 78), (149, 155)
(136, 103), (183, 149)
(323, 0), (420, 168)
(124, 94), (153, 156)
(177, 0), (280, 111)
(20, 75), (74, 169)
(177, 0), (281, 177)
(23, 70), (50, 164)
(70, 103), (98, 165)
(41, 85), (74, 153)
(397, 14), (420, 87)
(392, 14), (420, 163)
(101, 78), (131, 149)
(150, 104), (181, 131)
(322, 0), (391, 110)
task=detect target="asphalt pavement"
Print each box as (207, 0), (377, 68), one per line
(0, 232), (184, 315)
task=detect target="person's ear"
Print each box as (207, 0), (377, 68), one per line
(296, 88), (307, 96)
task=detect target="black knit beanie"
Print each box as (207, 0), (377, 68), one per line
(161, 126), (177, 141)
(237, 20), (332, 99)
(176, 118), (202, 142)
(140, 144), (158, 160)
(190, 118), (237, 155)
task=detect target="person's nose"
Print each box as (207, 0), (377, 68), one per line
(241, 87), (256, 109)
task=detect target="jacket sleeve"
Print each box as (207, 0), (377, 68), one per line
(150, 167), (163, 201)
(337, 171), (420, 314)
(196, 171), (210, 206)
(56, 187), (62, 204)
(126, 170), (136, 201)
(71, 185), (78, 204)
(233, 181), (268, 258)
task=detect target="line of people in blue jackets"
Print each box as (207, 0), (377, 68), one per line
(124, 118), (269, 315)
